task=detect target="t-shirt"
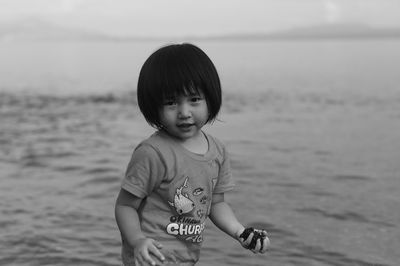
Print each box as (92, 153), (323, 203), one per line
(120, 130), (234, 265)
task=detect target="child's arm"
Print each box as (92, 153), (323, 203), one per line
(209, 193), (245, 239)
(209, 193), (270, 253)
(115, 189), (165, 265)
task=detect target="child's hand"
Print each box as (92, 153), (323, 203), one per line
(132, 238), (165, 266)
(238, 227), (270, 254)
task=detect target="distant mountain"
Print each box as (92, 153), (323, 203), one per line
(208, 23), (400, 41)
(1, 19), (400, 42)
(265, 23), (400, 39)
(0, 18), (116, 42)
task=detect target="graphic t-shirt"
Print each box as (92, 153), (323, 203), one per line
(121, 130), (234, 265)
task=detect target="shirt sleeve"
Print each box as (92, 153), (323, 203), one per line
(121, 144), (166, 198)
(213, 143), (235, 194)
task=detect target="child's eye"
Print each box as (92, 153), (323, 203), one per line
(163, 100), (177, 106)
(190, 96), (203, 103)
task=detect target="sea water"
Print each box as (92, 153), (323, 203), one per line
(1, 40), (399, 265)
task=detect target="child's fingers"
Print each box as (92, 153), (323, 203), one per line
(134, 257), (146, 266)
(149, 241), (165, 263)
(260, 237), (270, 253)
(255, 238), (262, 253)
(153, 240), (163, 249)
(138, 249), (157, 266)
(242, 232), (254, 248)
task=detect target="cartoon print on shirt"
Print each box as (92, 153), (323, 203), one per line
(166, 177), (212, 243)
(197, 209), (205, 219)
(199, 195), (208, 204)
(193, 187), (204, 196)
(169, 177), (195, 215)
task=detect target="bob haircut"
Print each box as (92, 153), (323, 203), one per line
(137, 43), (222, 129)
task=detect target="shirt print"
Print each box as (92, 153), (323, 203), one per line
(166, 177), (208, 244)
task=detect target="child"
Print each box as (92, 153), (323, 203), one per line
(115, 43), (270, 266)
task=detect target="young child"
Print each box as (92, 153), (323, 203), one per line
(115, 43), (270, 266)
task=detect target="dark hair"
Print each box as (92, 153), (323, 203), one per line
(137, 43), (222, 129)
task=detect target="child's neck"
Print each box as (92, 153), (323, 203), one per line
(175, 131), (209, 155)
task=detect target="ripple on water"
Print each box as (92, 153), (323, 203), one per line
(332, 174), (373, 181)
(82, 167), (120, 175)
(77, 175), (121, 187)
(296, 207), (395, 228)
(52, 165), (85, 172)
(282, 240), (392, 266)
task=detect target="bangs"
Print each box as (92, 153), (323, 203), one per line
(157, 47), (207, 100)
(161, 78), (203, 101)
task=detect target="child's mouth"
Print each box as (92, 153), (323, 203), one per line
(177, 123), (194, 130)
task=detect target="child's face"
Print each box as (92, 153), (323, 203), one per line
(159, 90), (209, 141)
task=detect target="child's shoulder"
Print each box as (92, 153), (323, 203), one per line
(135, 131), (166, 145)
(204, 132), (221, 145)
(129, 132), (171, 166)
(134, 131), (176, 157)
(204, 132), (228, 154)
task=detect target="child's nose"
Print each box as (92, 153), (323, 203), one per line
(178, 103), (191, 118)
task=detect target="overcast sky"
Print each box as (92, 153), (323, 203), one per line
(1, 0), (400, 37)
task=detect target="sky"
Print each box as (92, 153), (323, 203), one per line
(1, 0), (400, 37)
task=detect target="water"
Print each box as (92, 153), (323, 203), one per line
(1, 40), (400, 265)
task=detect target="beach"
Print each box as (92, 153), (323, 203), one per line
(1, 40), (400, 265)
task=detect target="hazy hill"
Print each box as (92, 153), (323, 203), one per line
(210, 23), (400, 41)
(261, 23), (400, 40)
(0, 18), (114, 42)
(1, 19), (400, 42)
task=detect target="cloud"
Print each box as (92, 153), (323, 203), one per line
(59, 0), (83, 13)
(323, 0), (342, 23)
